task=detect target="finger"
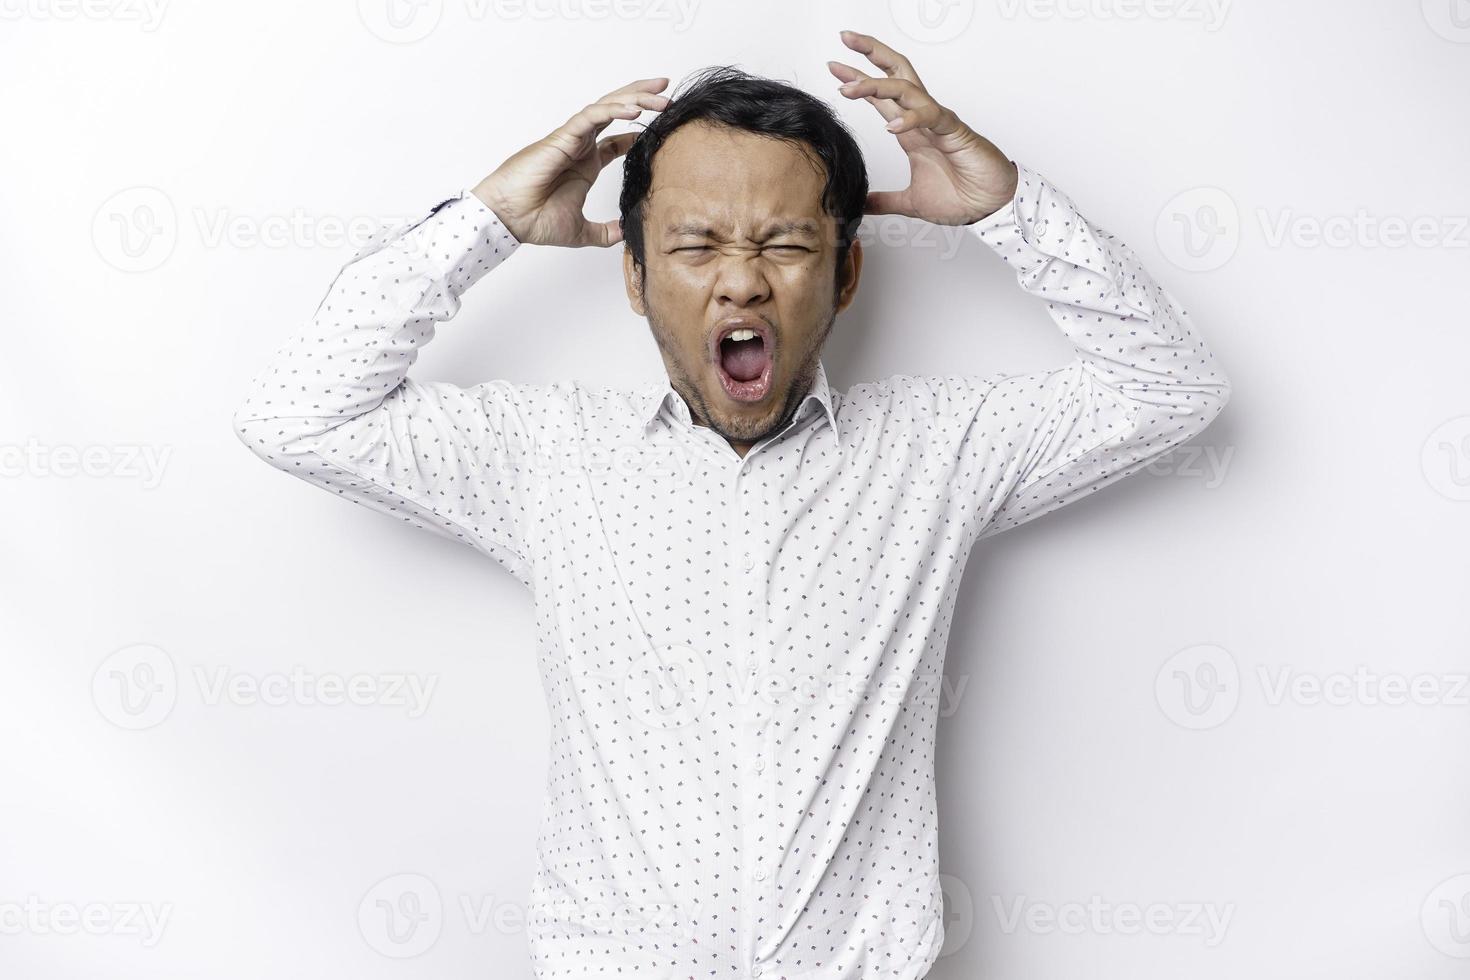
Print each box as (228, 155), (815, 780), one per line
(597, 76), (671, 103)
(835, 76), (933, 113)
(839, 30), (924, 87)
(596, 131), (640, 169)
(838, 76), (956, 135)
(883, 100), (958, 136)
(865, 189), (909, 216)
(579, 215), (624, 248)
(555, 93), (666, 148)
(827, 61), (901, 124)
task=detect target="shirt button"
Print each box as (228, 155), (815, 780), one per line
(753, 757), (766, 772)
(741, 551), (756, 571)
(752, 967), (764, 978)
(754, 867), (767, 881)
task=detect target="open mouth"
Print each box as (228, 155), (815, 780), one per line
(712, 318), (774, 404)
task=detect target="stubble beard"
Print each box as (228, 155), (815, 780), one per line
(645, 302), (835, 447)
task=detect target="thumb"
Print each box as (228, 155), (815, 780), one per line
(865, 189), (907, 216)
(581, 216), (624, 248)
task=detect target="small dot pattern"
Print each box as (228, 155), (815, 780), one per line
(233, 162), (1230, 980)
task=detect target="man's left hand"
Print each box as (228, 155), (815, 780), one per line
(829, 30), (1019, 226)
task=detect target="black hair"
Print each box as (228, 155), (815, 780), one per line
(618, 65), (868, 291)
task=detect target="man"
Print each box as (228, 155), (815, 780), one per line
(234, 30), (1229, 980)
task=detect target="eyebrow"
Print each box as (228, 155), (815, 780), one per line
(664, 219), (822, 242)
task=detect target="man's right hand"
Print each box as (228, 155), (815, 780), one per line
(471, 78), (670, 248)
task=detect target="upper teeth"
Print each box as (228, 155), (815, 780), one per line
(727, 328), (757, 342)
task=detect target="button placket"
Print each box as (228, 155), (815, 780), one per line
(734, 459), (780, 978)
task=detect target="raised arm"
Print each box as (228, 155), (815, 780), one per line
(232, 78), (672, 585)
(829, 30), (1229, 541)
(959, 163), (1229, 539)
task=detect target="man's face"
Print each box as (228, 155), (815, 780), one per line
(624, 121), (863, 451)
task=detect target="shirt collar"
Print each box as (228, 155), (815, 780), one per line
(633, 359), (840, 446)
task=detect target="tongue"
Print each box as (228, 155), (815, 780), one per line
(721, 338), (766, 382)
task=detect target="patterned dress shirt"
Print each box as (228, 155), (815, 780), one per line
(233, 161), (1230, 980)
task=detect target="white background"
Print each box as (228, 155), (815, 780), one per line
(3, 1), (1468, 977)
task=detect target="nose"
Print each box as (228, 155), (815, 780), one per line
(714, 251), (772, 307)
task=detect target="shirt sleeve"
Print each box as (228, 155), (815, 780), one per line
(231, 188), (569, 588)
(905, 162), (1232, 542)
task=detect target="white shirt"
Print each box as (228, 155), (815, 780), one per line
(234, 162), (1230, 980)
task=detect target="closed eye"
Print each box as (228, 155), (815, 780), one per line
(674, 245), (809, 253)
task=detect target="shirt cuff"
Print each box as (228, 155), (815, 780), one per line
(966, 161), (1071, 278)
(382, 188), (522, 295)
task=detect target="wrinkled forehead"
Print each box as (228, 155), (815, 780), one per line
(646, 122), (834, 240)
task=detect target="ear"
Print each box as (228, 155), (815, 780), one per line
(623, 247), (647, 316)
(834, 238), (863, 314)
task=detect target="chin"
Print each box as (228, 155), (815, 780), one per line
(707, 388), (790, 442)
